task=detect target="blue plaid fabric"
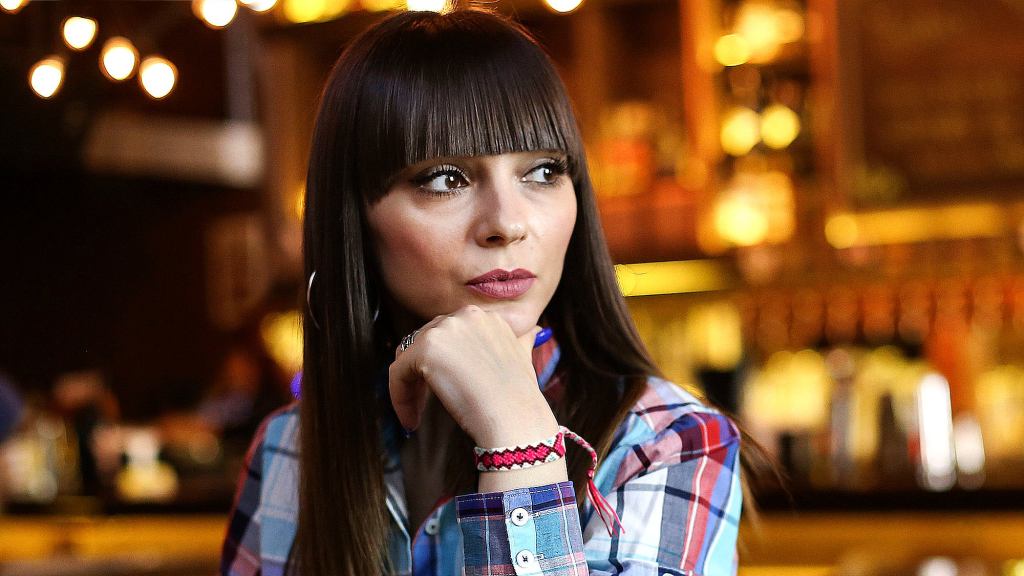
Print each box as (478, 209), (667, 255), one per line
(221, 340), (743, 575)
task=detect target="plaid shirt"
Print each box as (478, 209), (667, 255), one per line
(221, 339), (742, 575)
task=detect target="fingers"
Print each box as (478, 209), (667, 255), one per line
(390, 313), (448, 431)
(388, 306), (540, 433)
(388, 357), (428, 432)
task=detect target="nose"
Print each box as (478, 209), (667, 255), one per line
(473, 179), (528, 247)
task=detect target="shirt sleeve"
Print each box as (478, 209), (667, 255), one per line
(220, 417), (270, 576)
(455, 411), (743, 576)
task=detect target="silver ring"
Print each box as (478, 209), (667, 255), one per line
(399, 329), (420, 351)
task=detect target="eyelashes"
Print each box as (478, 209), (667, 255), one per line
(409, 156), (569, 197)
(411, 164), (469, 196)
(539, 157), (569, 180)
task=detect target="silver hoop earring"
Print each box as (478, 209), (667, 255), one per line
(307, 270), (322, 329)
(309, 270), (380, 327)
(370, 288), (381, 323)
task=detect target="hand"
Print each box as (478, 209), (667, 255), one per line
(388, 305), (558, 447)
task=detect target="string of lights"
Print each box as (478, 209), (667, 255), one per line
(4, 0), (585, 101)
(3, 0), (283, 101)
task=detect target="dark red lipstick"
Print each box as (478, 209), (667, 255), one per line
(466, 268), (536, 299)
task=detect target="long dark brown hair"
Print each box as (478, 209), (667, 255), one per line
(298, 9), (659, 574)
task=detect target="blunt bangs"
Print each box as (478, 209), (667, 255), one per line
(350, 10), (583, 201)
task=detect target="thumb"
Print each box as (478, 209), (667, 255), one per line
(518, 325), (546, 355)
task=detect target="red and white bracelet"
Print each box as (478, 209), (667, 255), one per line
(473, 427), (568, 471)
(473, 425), (626, 536)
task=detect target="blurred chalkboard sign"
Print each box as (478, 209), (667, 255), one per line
(843, 0), (1024, 206)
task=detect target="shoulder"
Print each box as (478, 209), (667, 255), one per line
(624, 376), (740, 452)
(232, 401), (301, 490)
(259, 401), (301, 453)
(601, 376), (741, 489)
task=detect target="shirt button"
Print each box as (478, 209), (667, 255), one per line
(509, 507), (531, 526)
(424, 518), (440, 535)
(515, 549), (537, 568)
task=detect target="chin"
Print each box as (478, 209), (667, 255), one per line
(491, 305), (544, 337)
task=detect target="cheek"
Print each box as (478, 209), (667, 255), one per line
(376, 224), (451, 277)
(368, 205), (460, 300)
(546, 191), (577, 257)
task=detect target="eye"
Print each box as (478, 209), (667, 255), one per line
(522, 158), (568, 185)
(412, 164), (470, 196)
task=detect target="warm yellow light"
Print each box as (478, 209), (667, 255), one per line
(406, 0), (446, 11)
(283, 0), (326, 22)
(720, 107), (760, 156)
(62, 17), (98, 51)
(685, 301), (744, 370)
(139, 56), (177, 99)
(714, 193), (769, 246)
(29, 57), (64, 99)
(100, 37), (139, 81)
(193, 0), (238, 28)
(282, 0), (349, 21)
(615, 260), (735, 297)
(735, 3), (782, 62)
(543, 0), (583, 13)
(827, 203), (1007, 247)
(743, 350), (832, 432)
(774, 7), (805, 43)
(260, 311), (304, 375)
(239, 0), (279, 11)
(825, 214), (859, 249)
(0, 0), (27, 13)
(760, 104), (801, 149)
(714, 34), (751, 67)
(361, 0), (403, 10)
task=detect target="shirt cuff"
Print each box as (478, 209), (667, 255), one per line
(456, 481), (587, 576)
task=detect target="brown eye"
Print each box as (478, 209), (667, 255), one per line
(413, 164), (470, 196)
(522, 158), (568, 185)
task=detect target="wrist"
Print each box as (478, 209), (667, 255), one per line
(472, 411), (559, 448)
(477, 457), (568, 493)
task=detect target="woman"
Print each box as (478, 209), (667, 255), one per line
(222, 8), (742, 576)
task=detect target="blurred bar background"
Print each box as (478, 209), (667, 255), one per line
(1, 0), (1023, 574)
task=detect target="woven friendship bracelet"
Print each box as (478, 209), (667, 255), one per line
(472, 425), (626, 537)
(473, 427), (567, 471)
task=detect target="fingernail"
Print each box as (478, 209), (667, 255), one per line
(533, 327), (553, 348)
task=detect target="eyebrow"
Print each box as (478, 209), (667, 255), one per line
(407, 150), (566, 171)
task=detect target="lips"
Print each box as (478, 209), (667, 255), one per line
(466, 268), (536, 299)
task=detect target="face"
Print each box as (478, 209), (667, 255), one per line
(366, 150), (577, 337)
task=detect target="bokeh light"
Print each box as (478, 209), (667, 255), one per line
(100, 37), (139, 81)
(62, 17), (98, 51)
(714, 34), (751, 67)
(734, 3), (782, 62)
(760, 103), (801, 149)
(720, 106), (761, 156)
(0, 0), (27, 14)
(714, 192), (769, 246)
(825, 213), (859, 249)
(193, 0), (238, 28)
(239, 0), (279, 12)
(543, 0), (583, 14)
(29, 57), (64, 99)
(139, 56), (178, 99)
(406, 0), (446, 11)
